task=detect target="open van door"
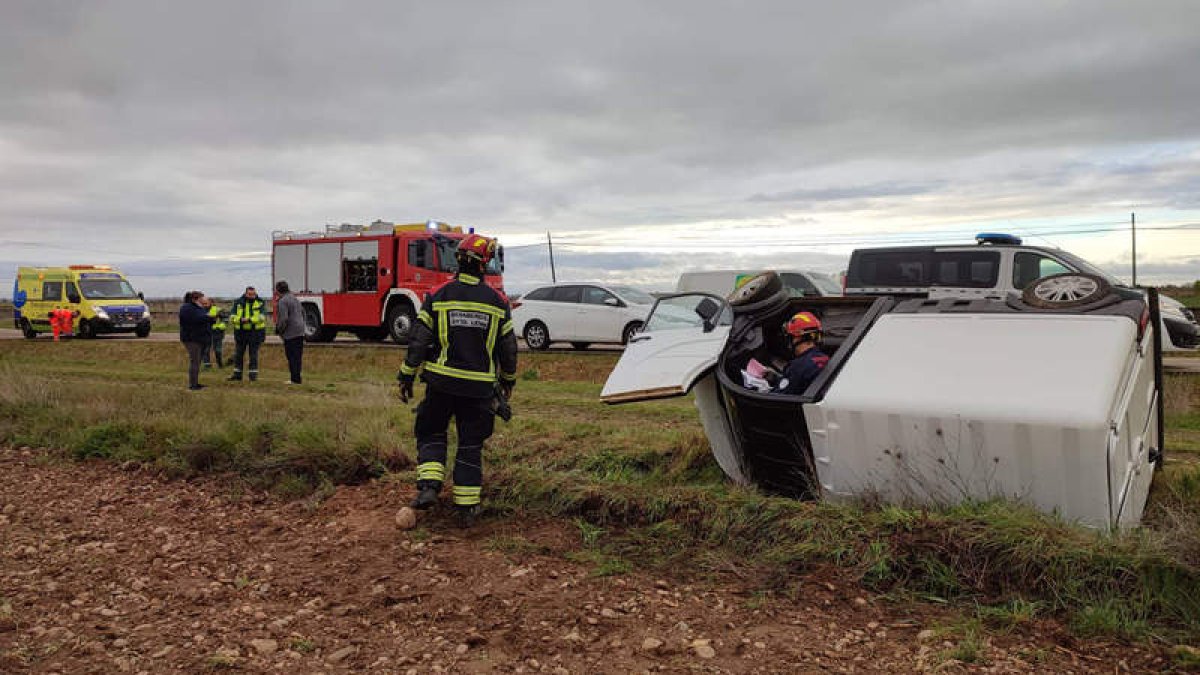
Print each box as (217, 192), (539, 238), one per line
(602, 293), (730, 403)
(601, 293), (748, 485)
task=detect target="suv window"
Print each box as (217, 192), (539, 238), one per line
(551, 286), (582, 303)
(42, 281), (62, 301)
(854, 252), (931, 286)
(1013, 252), (1071, 289)
(582, 286), (618, 305)
(523, 286), (554, 301)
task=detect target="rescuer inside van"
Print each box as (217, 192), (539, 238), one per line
(227, 286), (267, 382)
(397, 234), (518, 527)
(772, 311), (829, 396)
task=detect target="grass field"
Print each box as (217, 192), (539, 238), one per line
(1, 338), (1199, 643)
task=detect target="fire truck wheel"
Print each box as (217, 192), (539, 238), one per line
(387, 304), (415, 344)
(303, 305), (338, 342)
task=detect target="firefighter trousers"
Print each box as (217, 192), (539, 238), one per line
(414, 388), (495, 507)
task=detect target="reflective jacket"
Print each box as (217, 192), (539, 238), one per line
(208, 304), (227, 332)
(230, 295), (267, 332)
(400, 273), (518, 399)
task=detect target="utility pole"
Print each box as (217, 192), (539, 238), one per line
(1131, 212), (1137, 287)
(547, 231), (557, 283)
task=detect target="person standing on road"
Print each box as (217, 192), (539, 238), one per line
(274, 281), (306, 385)
(227, 286), (268, 382)
(202, 300), (228, 369)
(398, 234), (518, 527)
(179, 291), (214, 391)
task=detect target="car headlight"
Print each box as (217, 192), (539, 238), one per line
(94, 309), (109, 320)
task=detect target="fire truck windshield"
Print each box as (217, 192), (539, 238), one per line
(435, 238), (503, 275)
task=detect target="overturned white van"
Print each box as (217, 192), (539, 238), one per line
(602, 273), (1165, 529)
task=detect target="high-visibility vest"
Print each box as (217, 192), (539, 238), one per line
(209, 305), (226, 331)
(231, 297), (266, 331)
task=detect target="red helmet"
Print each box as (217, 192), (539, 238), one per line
(456, 233), (498, 266)
(784, 311), (822, 341)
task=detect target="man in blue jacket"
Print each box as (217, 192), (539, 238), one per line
(773, 311), (829, 396)
(179, 291), (214, 391)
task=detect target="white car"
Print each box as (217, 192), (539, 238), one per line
(602, 272), (1164, 529)
(513, 282), (654, 350)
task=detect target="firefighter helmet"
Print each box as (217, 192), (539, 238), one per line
(456, 233), (498, 267)
(784, 311), (822, 342)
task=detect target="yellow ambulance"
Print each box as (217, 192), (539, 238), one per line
(12, 265), (152, 339)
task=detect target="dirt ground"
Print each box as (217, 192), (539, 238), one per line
(0, 447), (1176, 674)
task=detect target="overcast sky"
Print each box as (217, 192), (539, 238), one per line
(2, 0), (1199, 296)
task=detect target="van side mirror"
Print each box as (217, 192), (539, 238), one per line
(138, 291), (145, 301)
(604, 297), (620, 307)
(695, 297), (721, 332)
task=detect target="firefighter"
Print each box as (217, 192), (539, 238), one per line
(227, 286), (268, 382)
(203, 300), (228, 369)
(397, 234), (517, 527)
(773, 311), (830, 396)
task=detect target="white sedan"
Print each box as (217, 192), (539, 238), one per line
(512, 283), (654, 350)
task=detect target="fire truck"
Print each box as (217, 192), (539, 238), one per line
(271, 220), (505, 343)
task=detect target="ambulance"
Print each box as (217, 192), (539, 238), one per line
(12, 266), (152, 339)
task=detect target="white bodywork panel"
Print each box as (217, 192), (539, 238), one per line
(600, 325), (729, 403)
(803, 313), (1157, 528)
(274, 245), (306, 290)
(307, 243), (341, 293)
(692, 373), (746, 484)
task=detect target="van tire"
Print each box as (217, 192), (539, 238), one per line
(77, 319), (96, 339)
(20, 319), (37, 339)
(1022, 273), (1112, 309)
(386, 303), (415, 344)
(730, 288), (789, 316)
(727, 271), (782, 306)
(135, 325), (151, 338)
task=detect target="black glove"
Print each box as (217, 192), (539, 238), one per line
(499, 379), (514, 400)
(398, 374), (415, 403)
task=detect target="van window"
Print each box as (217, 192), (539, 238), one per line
(552, 286), (582, 303)
(65, 282), (81, 303)
(930, 251), (999, 288)
(855, 252), (931, 287)
(1012, 252), (1071, 289)
(582, 286), (618, 305)
(523, 286), (554, 301)
(42, 281), (62, 301)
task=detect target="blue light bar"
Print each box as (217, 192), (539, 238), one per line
(975, 232), (1023, 246)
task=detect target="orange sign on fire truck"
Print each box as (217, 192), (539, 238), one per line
(271, 220), (505, 343)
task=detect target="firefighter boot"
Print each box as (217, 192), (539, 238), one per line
(411, 480), (442, 510)
(227, 371), (242, 381)
(454, 505), (480, 529)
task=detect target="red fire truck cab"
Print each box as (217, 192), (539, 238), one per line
(271, 221), (505, 343)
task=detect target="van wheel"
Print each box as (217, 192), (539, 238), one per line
(728, 271), (782, 306)
(135, 325), (151, 338)
(524, 321), (550, 350)
(303, 305), (338, 342)
(77, 319), (96, 339)
(20, 319), (37, 339)
(1022, 273), (1112, 309)
(386, 303), (415, 344)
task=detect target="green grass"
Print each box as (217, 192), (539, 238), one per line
(1, 340), (1199, 642)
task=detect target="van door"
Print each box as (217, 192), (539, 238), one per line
(601, 293), (730, 403)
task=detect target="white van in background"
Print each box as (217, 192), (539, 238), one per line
(677, 269), (842, 298)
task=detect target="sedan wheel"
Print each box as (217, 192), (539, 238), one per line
(524, 321), (550, 350)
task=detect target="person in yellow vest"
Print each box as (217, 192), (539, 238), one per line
(202, 301), (229, 369)
(227, 286), (268, 382)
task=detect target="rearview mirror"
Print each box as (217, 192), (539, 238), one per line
(604, 297), (619, 307)
(695, 297), (721, 332)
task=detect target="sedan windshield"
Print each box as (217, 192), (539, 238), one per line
(610, 285), (655, 305)
(79, 278), (137, 299)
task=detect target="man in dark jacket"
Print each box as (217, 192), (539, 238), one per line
(773, 311), (829, 396)
(274, 281), (307, 384)
(398, 234), (518, 526)
(179, 291), (214, 391)
(228, 286), (268, 382)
